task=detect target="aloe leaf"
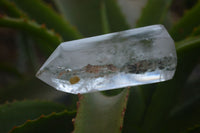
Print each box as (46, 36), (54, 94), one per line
(165, 94), (200, 133)
(103, 0), (129, 32)
(53, 0), (101, 36)
(0, 1), (53, 56)
(182, 124), (200, 133)
(191, 25), (200, 36)
(0, 16), (61, 50)
(9, 110), (75, 133)
(73, 89), (129, 133)
(0, 100), (68, 133)
(0, 77), (52, 102)
(0, 77), (72, 106)
(141, 36), (200, 133)
(0, 62), (22, 78)
(122, 87), (146, 133)
(170, 2), (200, 41)
(16, 32), (38, 72)
(0, 0), (26, 18)
(0, 0), (58, 56)
(100, 1), (110, 34)
(122, 84), (157, 133)
(136, 0), (172, 27)
(165, 74), (200, 132)
(10, 0), (81, 40)
(54, 0), (129, 37)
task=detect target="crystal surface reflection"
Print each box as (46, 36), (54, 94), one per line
(36, 25), (177, 94)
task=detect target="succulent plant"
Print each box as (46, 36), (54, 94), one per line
(0, 0), (200, 133)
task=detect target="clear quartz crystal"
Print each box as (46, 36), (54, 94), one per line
(36, 25), (177, 94)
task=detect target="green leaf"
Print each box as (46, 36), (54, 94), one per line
(0, 16), (61, 50)
(103, 0), (129, 32)
(0, 0), (26, 18)
(16, 32), (39, 72)
(73, 89), (129, 133)
(122, 87), (146, 133)
(141, 36), (200, 133)
(54, 0), (129, 36)
(0, 62), (22, 78)
(0, 77), (78, 111)
(10, 0), (81, 40)
(165, 94), (200, 133)
(0, 100), (68, 133)
(0, 0), (56, 56)
(9, 110), (76, 133)
(191, 25), (200, 36)
(100, 1), (110, 34)
(54, 0), (101, 36)
(101, 88), (124, 96)
(170, 2), (200, 41)
(182, 124), (200, 133)
(136, 0), (172, 27)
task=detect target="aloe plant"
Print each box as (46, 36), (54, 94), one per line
(0, 0), (200, 133)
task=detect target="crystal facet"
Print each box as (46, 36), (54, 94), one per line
(36, 25), (177, 94)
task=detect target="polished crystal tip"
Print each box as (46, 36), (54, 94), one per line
(36, 25), (177, 94)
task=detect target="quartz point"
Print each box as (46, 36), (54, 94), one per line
(36, 25), (177, 94)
